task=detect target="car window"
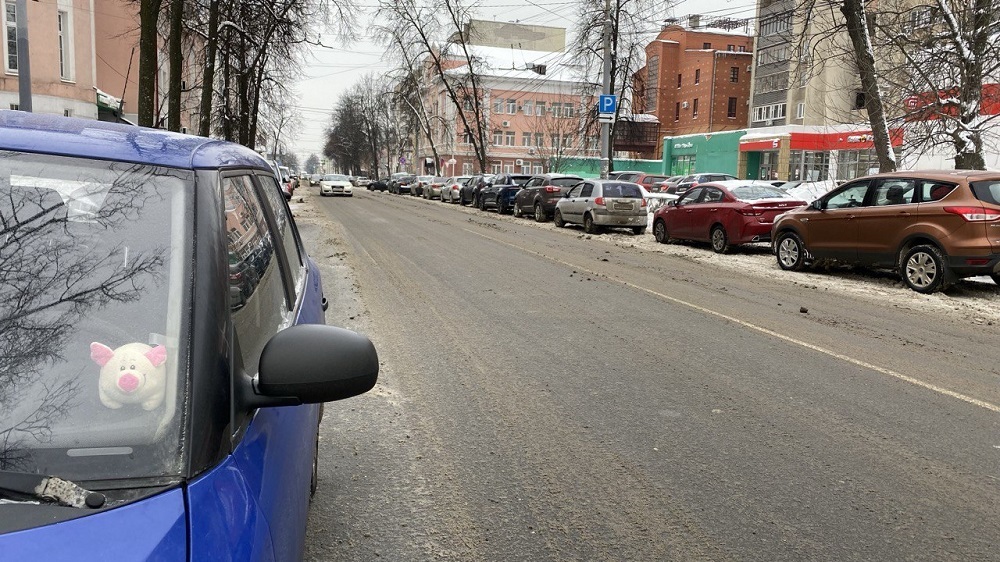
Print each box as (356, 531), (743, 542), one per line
(707, 175), (736, 182)
(969, 180), (1000, 205)
(924, 180), (958, 202)
(824, 181), (870, 209)
(0, 151), (191, 481)
(551, 177), (581, 187)
(730, 185), (789, 201)
(871, 179), (915, 206)
(642, 176), (668, 185)
(602, 183), (643, 198)
(580, 183), (594, 197)
(223, 175), (289, 376)
(256, 174), (303, 281)
(677, 187), (704, 206)
(567, 184), (584, 197)
(703, 188), (725, 203)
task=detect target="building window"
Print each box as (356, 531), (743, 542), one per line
(760, 12), (792, 36)
(533, 165), (544, 174)
(755, 71), (790, 94)
(564, 135), (573, 148)
(491, 162), (502, 174)
(9, 102), (18, 110)
(505, 131), (515, 145)
(702, 42), (711, 49)
(694, 69), (700, 84)
(727, 97), (737, 118)
(730, 67), (739, 83)
(463, 98), (473, 110)
(504, 164), (514, 173)
(790, 150), (830, 181)
(646, 56), (659, 112)
(493, 98), (503, 113)
(727, 44), (735, 51)
(4, 1), (17, 72)
(551, 103), (562, 118)
(692, 98), (699, 117)
(739, 45), (746, 52)
(520, 162), (531, 174)
(57, 10), (72, 80)
(837, 149), (880, 181)
(671, 154), (696, 175)
(563, 104), (574, 119)
(535, 101), (545, 116)
(797, 102), (805, 119)
(757, 44), (790, 66)
(522, 132), (531, 146)
(506, 99), (517, 114)
(522, 100), (533, 115)
(534, 133), (543, 147)
(551, 134), (560, 148)
(677, 73), (682, 88)
(492, 130), (503, 145)
(462, 162), (473, 175)
(462, 131), (473, 144)
(64, 109), (72, 117)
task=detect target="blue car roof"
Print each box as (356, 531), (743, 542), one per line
(0, 110), (271, 171)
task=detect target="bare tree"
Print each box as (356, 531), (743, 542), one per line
(137, 0), (164, 126)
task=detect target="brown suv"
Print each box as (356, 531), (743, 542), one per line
(771, 171), (1000, 293)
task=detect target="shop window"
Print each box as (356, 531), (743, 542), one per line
(672, 154), (696, 176)
(789, 150), (830, 181)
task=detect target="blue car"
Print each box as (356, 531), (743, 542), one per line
(0, 111), (378, 559)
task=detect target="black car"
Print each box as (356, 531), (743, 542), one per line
(459, 174), (494, 206)
(478, 174), (532, 213)
(389, 174), (416, 194)
(671, 173), (737, 195)
(512, 173), (584, 221)
(368, 179), (388, 191)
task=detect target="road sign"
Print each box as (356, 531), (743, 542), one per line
(597, 114), (615, 124)
(598, 94), (617, 114)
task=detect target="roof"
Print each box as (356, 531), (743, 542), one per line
(0, 110), (269, 171)
(442, 45), (590, 85)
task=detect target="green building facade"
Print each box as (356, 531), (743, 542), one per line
(661, 130), (747, 177)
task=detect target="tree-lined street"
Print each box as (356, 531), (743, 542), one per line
(298, 188), (1000, 560)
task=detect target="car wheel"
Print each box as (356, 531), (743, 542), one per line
(710, 225), (730, 254)
(497, 200), (506, 214)
(553, 209), (565, 227)
(632, 226), (646, 235)
(901, 244), (950, 293)
(653, 220), (670, 244)
(583, 213), (600, 234)
(534, 203), (546, 222)
(775, 231), (807, 271)
(513, 203), (523, 217)
(478, 197), (487, 211)
(991, 272), (1000, 286)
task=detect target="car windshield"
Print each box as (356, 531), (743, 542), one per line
(0, 151), (191, 483)
(433, 177), (448, 183)
(730, 185), (791, 201)
(324, 174), (348, 181)
(602, 183), (643, 198)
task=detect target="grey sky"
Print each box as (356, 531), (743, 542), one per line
(288, 0), (755, 163)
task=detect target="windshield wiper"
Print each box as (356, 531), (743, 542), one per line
(0, 471), (106, 509)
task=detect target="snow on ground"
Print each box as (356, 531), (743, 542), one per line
(290, 189), (1000, 327)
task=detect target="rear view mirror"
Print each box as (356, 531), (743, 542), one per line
(809, 199), (825, 211)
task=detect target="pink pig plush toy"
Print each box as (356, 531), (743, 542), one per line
(90, 342), (167, 410)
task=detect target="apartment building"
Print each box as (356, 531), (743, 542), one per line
(633, 18), (753, 160)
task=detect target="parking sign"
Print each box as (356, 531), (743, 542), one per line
(598, 95), (617, 114)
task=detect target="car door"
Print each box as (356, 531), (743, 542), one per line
(852, 178), (918, 265)
(669, 187), (705, 238)
(804, 179), (872, 261)
(561, 182), (587, 223)
(686, 186), (725, 241)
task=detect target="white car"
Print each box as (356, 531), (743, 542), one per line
(319, 174), (354, 197)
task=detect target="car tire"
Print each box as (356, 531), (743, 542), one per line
(991, 272), (1000, 286)
(583, 213), (600, 234)
(901, 244), (950, 293)
(775, 231), (807, 271)
(478, 197), (487, 211)
(553, 209), (565, 227)
(534, 203), (546, 222)
(497, 200), (506, 214)
(513, 203), (523, 217)
(710, 225), (730, 254)
(653, 220), (671, 243)
(632, 226), (646, 235)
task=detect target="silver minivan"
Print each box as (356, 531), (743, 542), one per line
(554, 179), (648, 234)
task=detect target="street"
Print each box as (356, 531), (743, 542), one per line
(296, 187), (1000, 561)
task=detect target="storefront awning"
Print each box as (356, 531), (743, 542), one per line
(739, 129), (904, 152)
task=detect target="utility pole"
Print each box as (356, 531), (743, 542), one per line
(15, 0), (31, 112)
(599, 0), (612, 179)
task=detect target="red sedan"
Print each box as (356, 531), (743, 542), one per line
(652, 181), (807, 253)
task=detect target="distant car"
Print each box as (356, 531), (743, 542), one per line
(422, 176), (449, 200)
(309, 173), (323, 186)
(631, 173), (672, 192)
(441, 176), (472, 203)
(478, 174), (532, 213)
(369, 179), (388, 192)
(355, 176), (371, 187)
(389, 174), (416, 195)
(671, 173), (738, 195)
(0, 109), (378, 558)
(512, 174), (584, 221)
(652, 181), (807, 253)
(772, 171), (1000, 293)
(459, 174), (494, 206)
(319, 174), (354, 196)
(554, 179), (648, 234)
(651, 175), (685, 194)
(607, 170), (643, 181)
(413, 175), (434, 197)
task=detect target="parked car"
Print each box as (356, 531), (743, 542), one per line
(513, 174), (584, 221)
(0, 110), (379, 558)
(607, 170), (643, 181)
(355, 176), (371, 188)
(319, 173), (354, 196)
(309, 173), (323, 186)
(630, 173), (672, 193)
(389, 174), (417, 194)
(369, 179), (389, 192)
(650, 175), (685, 193)
(772, 170), (1000, 293)
(422, 176), (449, 200)
(441, 176), (472, 203)
(670, 173), (738, 195)
(553, 179), (648, 234)
(651, 181), (807, 253)
(413, 175), (435, 197)
(478, 174), (532, 213)
(459, 174), (494, 206)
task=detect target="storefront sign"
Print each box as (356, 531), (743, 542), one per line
(846, 134), (873, 143)
(673, 142), (694, 149)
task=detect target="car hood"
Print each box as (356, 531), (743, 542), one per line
(322, 181), (351, 187)
(0, 487), (187, 559)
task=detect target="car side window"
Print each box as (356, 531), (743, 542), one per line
(871, 179), (915, 207)
(222, 175), (288, 376)
(256, 174), (303, 282)
(567, 184), (584, 197)
(703, 188), (724, 203)
(581, 183), (594, 197)
(677, 187), (704, 206)
(824, 181), (870, 209)
(921, 180), (957, 202)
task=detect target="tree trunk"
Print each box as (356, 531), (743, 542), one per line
(951, 0), (989, 170)
(166, 0), (183, 131)
(841, 0), (897, 172)
(137, 0), (163, 127)
(198, 0), (219, 137)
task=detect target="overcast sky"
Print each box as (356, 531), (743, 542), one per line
(287, 0), (756, 164)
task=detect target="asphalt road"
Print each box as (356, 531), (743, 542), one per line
(298, 187), (1000, 561)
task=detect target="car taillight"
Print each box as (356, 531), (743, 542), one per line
(544, 186), (561, 193)
(640, 198), (647, 208)
(943, 206), (1000, 222)
(594, 197), (605, 206)
(738, 208), (762, 216)
(690, 182), (699, 188)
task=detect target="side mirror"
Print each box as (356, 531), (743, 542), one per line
(809, 199), (825, 211)
(666, 200), (677, 207)
(243, 324), (378, 410)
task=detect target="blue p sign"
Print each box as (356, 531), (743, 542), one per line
(598, 95), (617, 114)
